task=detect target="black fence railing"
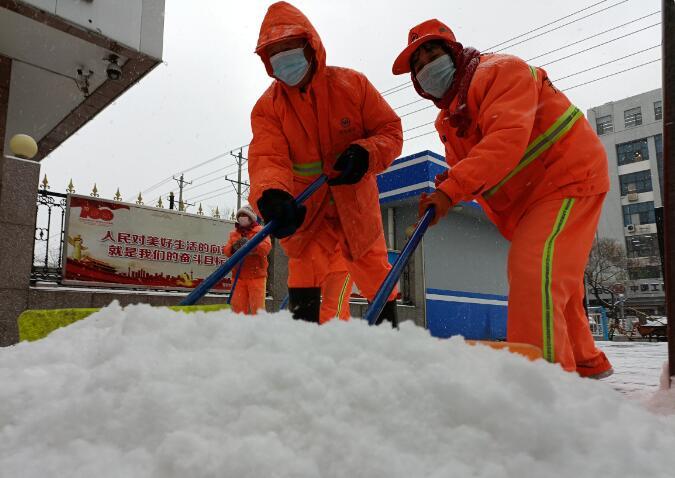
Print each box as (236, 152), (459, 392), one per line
(31, 190), (67, 283)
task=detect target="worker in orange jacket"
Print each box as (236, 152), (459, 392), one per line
(248, 2), (402, 326)
(320, 248), (354, 324)
(393, 19), (613, 378)
(223, 205), (272, 315)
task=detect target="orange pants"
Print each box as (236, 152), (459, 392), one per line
(230, 277), (266, 315)
(287, 209), (396, 303)
(320, 270), (354, 324)
(507, 194), (612, 376)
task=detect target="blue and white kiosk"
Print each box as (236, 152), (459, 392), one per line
(376, 151), (511, 340)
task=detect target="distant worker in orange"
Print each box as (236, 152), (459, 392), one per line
(392, 19), (613, 378)
(248, 2), (402, 326)
(223, 205), (271, 315)
(320, 249), (354, 324)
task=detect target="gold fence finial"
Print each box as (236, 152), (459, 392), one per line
(136, 192), (144, 205)
(66, 179), (75, 194)
(40, 174), (50, 190)
(114, 188), (122, 201)
(198, 203), (204, 215)
(90, 183), (99, 197)
(213, 206), (220, 218)
(157, 196), (164, 208)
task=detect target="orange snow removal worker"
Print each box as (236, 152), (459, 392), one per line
(249, 2), (402, 325)
(223, 205), (271, 315)
(320, 249), (354, 324)
(393, 20), (613, 378)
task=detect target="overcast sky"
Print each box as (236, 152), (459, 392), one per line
(40, 0), (663, 216)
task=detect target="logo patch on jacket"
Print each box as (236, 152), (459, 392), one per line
(339, 117), (356, 136)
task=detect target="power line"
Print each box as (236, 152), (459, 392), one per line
(381, 80), (413, 95)
(404, 129), (438, 142)
(394, 98), (425, 110)
(485, 0), (612, 50)
(403, 120), (436, 133)
(527, 13), (660, 62)
(400, 104), (435, 118)
(537, 22), (661, 67)
(551, 44), (661, 82)
(138, 143), (250, 199)
(181, 173), (229, 194)
(382, 83), (413, 97)
(561, 57), (661, 91)
(491, 0), (631, 54)
(187, 186), (237, 204)
(189, 164), (239, 184)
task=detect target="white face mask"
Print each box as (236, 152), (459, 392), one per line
(416, 54), (456, 99)
(238, 216), (252, 227)
(270, 47), (310, 86)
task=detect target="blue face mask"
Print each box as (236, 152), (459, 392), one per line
(270, 47), (310, 86)
(416, 54), (455, 99)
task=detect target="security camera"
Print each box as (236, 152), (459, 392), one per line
(105, 54), (122, 81)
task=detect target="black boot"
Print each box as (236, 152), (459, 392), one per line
(288, 287), (321, 323)
(374, 300), (398, 328)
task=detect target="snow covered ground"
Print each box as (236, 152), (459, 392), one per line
(598, 341), (667, 398)
(2, 303), (675, 477)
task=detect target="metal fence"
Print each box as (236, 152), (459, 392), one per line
(31, 190), (67, 283)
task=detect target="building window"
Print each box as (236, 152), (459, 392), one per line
(623, 201), (655, 226)
(619, 170), (652, 196)
(616, 138), (649, 166)
(624, 107), (643, 128)
(595, 115), (613, 135)
(629, 265), (662, 280)
(654, 101), (662, 121)
(625, 234), (660, 258)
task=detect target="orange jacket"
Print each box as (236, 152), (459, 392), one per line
(434, 53), (609, 239)
(248, 1), (403, 260)
(223, 224), (271, 280)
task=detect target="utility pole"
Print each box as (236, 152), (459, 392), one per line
(662, 0), (674, 386)
(226, 149), (250, 210)
(173, 173), (192, 212)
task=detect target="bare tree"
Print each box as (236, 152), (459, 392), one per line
(585, 237), (627, 302)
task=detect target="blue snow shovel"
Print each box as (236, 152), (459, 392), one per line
(226, 259), (243, 306)
(364, 206), (436, 326)
(180, 174), (328, 306)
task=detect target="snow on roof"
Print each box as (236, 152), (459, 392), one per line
(2, 303), (675, 477)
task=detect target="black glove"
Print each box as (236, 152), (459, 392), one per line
(231, 237), (248, 252)
(328, 144), (369, 185)
(257, 189), (306, 239)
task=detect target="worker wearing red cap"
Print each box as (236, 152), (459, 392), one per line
(248, 2), (402, 326)
(392, 19), (612, 378)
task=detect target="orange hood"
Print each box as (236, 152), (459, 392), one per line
(255, 1), (327, 80)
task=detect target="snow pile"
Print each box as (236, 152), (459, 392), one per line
(2, 303), (675, 478)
